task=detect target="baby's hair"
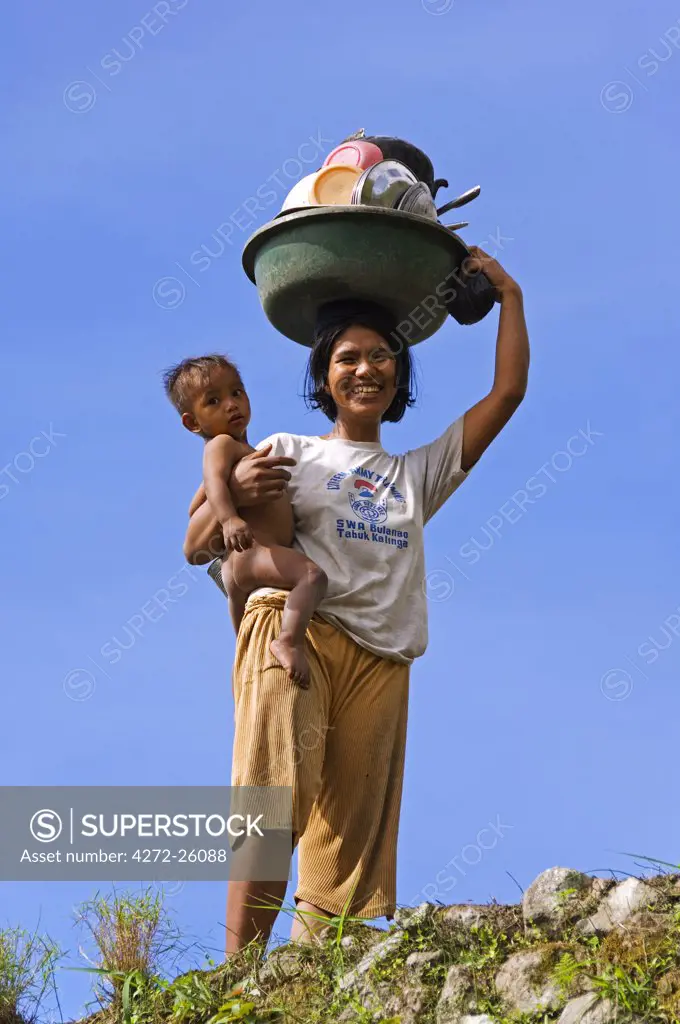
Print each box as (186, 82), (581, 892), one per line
(162, 354), (241, 415)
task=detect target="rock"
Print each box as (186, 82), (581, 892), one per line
(557, 992), (643, 1023)
(336, 932), (436, 1023)
(558, 994), (602, 1023)
(337, 930), (405, 992)
(591, 877), (614, 899)
(439, 903), (521, 939)
(258, 946), (302, 985)
(658, 967), (680, 998)
(318, 924), (336, 942)
(495, 949), (562, 1014)
(393, 902), (434, 930)
(338, 974), (427, 1023)
(576, 877), (660, 936)
(336, 1007), (361, 1022)
(600, 876), (659, 921)
(625, 909), (670, 939)
(458, 1018), (495, 1024)
(405, 949), (444, 975)
(441, 905), (490, 931)
(435, 964), (476, 1022)
(523, 867), (594, 931)
(381, 979), (429, 1023)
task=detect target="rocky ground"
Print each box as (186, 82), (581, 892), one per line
(83, 867), (680, 1023)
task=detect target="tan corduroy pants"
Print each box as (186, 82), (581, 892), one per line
(231, 592), (410, 919)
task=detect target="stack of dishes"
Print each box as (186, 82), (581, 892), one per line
(280, 141), (439, 221)
(245, 135), (496, 347)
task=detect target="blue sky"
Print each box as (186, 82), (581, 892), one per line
(2, 0), (679, 1016)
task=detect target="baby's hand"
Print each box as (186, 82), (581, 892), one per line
(223, 517), (254, 554)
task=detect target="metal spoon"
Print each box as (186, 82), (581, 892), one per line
(436, 185), (481, 217)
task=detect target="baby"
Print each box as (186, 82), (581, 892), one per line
(163, 354), (328, 686)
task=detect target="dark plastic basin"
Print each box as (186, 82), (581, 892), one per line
(242, 206), (468, 347)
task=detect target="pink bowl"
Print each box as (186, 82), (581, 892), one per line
(323, 140), (384, 172)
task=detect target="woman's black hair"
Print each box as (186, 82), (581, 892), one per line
(303, 299), (417, 423)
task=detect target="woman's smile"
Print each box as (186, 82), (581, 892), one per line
(344, 380), (385, 399)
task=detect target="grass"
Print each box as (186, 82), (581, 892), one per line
(0, 925), (61, 1024)
(72, 888), (186, 1011)
(549, 903), (680, 1022)
(6, 865), (680, 1023)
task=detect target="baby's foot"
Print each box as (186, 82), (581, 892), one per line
(270, 636), (310, 688)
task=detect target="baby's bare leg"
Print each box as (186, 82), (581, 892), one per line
(231, 543), (328, 687)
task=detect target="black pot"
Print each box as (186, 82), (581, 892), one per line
(363, 136), (448, 199)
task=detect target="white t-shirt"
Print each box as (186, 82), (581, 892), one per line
(248, 417), (468, 665)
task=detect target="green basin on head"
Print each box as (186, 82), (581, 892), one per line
(242, 206), (468, 347)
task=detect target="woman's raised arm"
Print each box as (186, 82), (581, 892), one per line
(460, 248), (529, 472)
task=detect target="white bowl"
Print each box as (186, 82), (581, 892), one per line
(281, 171), (321, 212)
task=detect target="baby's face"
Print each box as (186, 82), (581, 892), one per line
(189, 366), (251, 439)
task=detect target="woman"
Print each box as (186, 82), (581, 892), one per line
(184, 248), (529, 952)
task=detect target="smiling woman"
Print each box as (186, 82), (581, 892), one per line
(303, 299), (416, 432)
(183, 248), (530, 956)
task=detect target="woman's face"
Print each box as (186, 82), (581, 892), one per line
(325, 326), (398, 422)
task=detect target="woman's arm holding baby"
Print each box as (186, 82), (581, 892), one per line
(460, 248), (529, 472)
(183, 497), (223, 565)
(188, 482), (207, 517)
